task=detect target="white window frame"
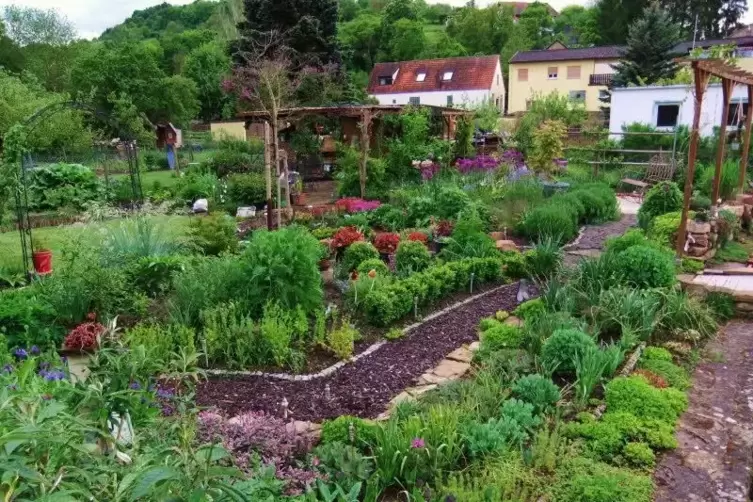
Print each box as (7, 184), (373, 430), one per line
(442, 71), (453, 81)
(653, 101), (682, 129)
(548, 66), (558, 79)
(416, 72), (426, 82)
(727, 98), (749, 129)
(409, 96), (420, 105)
(446, 95), (453, 106)
(569, 90), (586, 102)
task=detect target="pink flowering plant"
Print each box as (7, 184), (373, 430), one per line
(335, 197), (382, 213)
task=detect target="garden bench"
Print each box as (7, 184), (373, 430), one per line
(620, 153), (677, 199)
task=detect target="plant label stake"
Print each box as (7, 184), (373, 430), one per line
(470, 273), (475, 294)
(280, 397), (289, 419)
(348, 421), (355, 444)
(201, 337), (209, 368)
(414, 296), (419, 320)
(503, 226), (508, 240)
(324, 383), (331, 401)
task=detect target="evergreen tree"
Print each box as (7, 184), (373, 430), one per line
(234, 0), (341, 68)
(721, 0), (747, 35)
(612, 3), (682, 87)
(595, 0), (649, 44)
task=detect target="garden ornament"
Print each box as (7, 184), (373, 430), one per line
(192, 198), (208, 213)
(517, 279), (531, 303)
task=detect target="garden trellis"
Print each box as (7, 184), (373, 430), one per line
(675, 59), (753, 258)
(8, 101), (148, 276)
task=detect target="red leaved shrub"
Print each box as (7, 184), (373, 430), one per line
(331, 226), (364, 249)
(64, 322), (105, 350)
(408, 231), (429, 245)
(374, 232), (401, 254)
(435, 220), (454, 237)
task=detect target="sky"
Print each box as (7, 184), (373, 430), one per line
(1, 0), (751, 40)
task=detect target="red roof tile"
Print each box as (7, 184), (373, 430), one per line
(367, 55), (500, 95)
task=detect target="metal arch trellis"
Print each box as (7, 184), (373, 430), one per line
(12, 100), (147, 277)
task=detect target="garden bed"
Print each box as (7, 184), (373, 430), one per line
(196, 282), (521, 421)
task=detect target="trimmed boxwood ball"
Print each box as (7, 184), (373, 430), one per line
(613, 245), (675, 289)
(395, 240), (432, 277)
(637, 181), (683, 229)
(341, 241), (379, 276)
(512, 374), (561, 414)
(357, 258), (390, 276)
(541, 328), (597, 373)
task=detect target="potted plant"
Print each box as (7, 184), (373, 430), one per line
(374, 233), (401, 261)
(292, 178), (306, 205)
(319, 239), (333, 271)
(31, 237), (53, 276)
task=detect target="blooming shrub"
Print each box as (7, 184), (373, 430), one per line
(331, 226), (365, 250)
(373, 233), (401, 254)
(64, 321), (105, 350)
(434, 220), (454, 238)
(335, 197), (381, 213)
(455, 156), (501, 174)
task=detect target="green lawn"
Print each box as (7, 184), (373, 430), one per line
(111, 169), (184, 191)
(0, 215), (194, 271)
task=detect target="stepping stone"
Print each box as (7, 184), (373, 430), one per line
(406, 384), (437, 397)
(468, 341), (481, 352)
(446, 347), (473, 363)
(504, 316), (522, 327)
(417, 373), (449, 385)
(431, 359), (471, 379)
(389, 391), (415, 407)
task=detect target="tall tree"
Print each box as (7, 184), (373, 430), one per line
(612, 3), (682, 87)
(662, 0), (747, 38)
(518, 2), (556, 49)
(721, 0), (747, 35)
(339, 13), (383, 72)
(446, 4), (513, 55)
(1, 6), (75, 46)
(554, 5), (601, 46)
(595, 0), (649, 44)
(183, 41), (233, 121)
(234, 0), (341, 68)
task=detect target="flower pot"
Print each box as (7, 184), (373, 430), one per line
(293, 193), (307, 206)
(318, 258), (331, 271)
(32, 250), (53, 275)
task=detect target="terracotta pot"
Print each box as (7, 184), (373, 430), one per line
(293, 193), (307, 205)
(32, 250), (53, 275)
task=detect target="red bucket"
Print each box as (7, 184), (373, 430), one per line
(32, 250), (53, 275)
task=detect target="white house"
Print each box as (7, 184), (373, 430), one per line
(367, 55), (505, 111)
(609, 83), (750, 138)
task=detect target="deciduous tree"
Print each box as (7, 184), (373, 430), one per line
(1, 6), (75, 46)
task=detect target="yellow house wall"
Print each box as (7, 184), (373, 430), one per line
(210, 121), (247, 141)
(735, 57), (753, 72)
(508, 59), (616, 114)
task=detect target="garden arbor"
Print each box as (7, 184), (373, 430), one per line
(676, 59), (753, 258)
(7, 101), (147, 276)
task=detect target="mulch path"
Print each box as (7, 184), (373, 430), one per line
(654, 321), (753, 502)
(196, 283), (520, 422)
(567, 214), (637, 251)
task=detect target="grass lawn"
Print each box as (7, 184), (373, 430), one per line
(111, 170), (184, 191)
(0, 214), (194, 271)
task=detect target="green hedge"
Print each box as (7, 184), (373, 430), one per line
(362, 256), (516, 326)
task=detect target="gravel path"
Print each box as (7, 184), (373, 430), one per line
(196, 283), (521, 422)
(654, 321), (753, 502)
(567, 214), (637, 251)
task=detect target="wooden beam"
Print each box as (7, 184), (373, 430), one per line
(677, 63), (712, 258)
(359, 108), (372, 198)
(712, 77), (735, 206)
(740, 84), (753, 192)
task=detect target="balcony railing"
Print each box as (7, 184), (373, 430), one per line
(589, 73), (613, 86)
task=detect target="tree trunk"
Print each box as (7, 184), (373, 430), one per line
(264, 121), (273, 230)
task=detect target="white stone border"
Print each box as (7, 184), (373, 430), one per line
(205, 282), (516, 382)
(563, 226), (587, 250)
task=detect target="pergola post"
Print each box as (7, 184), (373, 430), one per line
(738, 84), (753, 192)
(712, 78), (735, 207)
(359, 108), (372, 199)
(677, 63), (712, 258)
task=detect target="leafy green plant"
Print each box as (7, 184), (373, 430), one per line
(552, 456), (653, 502)
(356, 258), (390, 276)
(637, 358), (690, 390)
(520, 204), (578, 245)
(513, 298), (546, 321)
(442, 206), (498, 260)
(327, 318), (358, 360)
(591, 287), (660, 341)
(541, 328), (597, 375)
(705, 291), (736, 321)
(605, 375), (688, 422)
(201, 301), (257, 368)
(698, 158), (740, 202)
(637, 181), (683, 229)
(124, 323), (196, 363)
(524, 238), (563, 281)
(656, 288), (717, 340)
(605, 229), (653, 255)
(188, 213), (238, 255)
(481, 323), (524, 351)
(340, 241), (380, 276)
(642, 346), (673, 362)
(613, 245), (676, 288)
(102, 216), (187, 267)
(395, 240), (432, 277)
(240, 226), (323, 314)
(573, 345), (613, 406)
(512, 374), (560, 414)
(320, 416), (378, 448)
(623, 442), (656, 469)
(646, 211), (687, 248)
(129, 254), (187, 297)
(529, 119), (567, 174)
(226, 171), (267, 204)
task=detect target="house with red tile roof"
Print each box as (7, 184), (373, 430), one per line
(367, 55), (505, 111)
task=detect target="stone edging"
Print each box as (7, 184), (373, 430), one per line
(563, 226), (587, 250)
(205, 282), (516, 382)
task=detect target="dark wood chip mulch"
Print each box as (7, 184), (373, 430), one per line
(568, 214), (637, 251)
(196, 283), (521, 422)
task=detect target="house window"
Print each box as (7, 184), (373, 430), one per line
(446, 95), (453, 106)
(392, 99), (397, 104)
(567, 66), (581, 79)
(442, 71), (453, 81)
(548, 67), (558, 79)
(656, 103), (680, 127)
(416, 72), (426, 82)
(378, 76), (393, 85)
(727, 101), (749, 126)
(569, 90), (586, 101)
(598, 89), (610, 100)
(409, 96), (420, 105)
(518, 68), (528, 81)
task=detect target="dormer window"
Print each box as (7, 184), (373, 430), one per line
(378, 76), (393, 85)
(442, 71), (453, 81)
(416, 72), (426, 82)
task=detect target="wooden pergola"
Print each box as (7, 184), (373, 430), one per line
(238, 105), (469, 197)
(676, 59), (753, 258)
